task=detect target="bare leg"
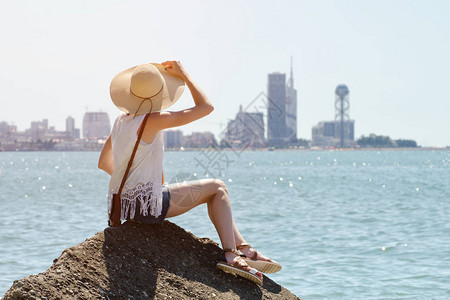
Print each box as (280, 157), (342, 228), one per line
(164, 178), (263, 277)
(204, 184), (271, 262)
(206, 195), (247, 246)
(165, 178), (236, 249)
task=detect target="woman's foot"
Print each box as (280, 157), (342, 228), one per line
(216, 248), (263, 284)
(225, 251), (263, 280)
(237, 244), (282, 274)
(237, 244), (273, 262)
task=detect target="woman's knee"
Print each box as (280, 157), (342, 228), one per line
(213, 179), (228, 195)
(165, 179), (228, 218)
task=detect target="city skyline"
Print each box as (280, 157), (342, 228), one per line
(0, 112), (222, 151)
(1, 1), (449, 147)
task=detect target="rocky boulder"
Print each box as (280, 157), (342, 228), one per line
(3, 221), (300, 299)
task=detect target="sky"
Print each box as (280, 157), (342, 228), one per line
(0, 0), (449, 147)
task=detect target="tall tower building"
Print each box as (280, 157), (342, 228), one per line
(66, 116), (80, 139)
(267, 72), (286, 146)
(335, 84), (350, 148)
(225, 105), (265, 148)
(286, 57), (297, 142)
(66, 116), (75, 133)
(82, 112), (110, 139)
(312, 84), (355, 147)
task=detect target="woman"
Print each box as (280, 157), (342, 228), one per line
(98, 60), (281, 285)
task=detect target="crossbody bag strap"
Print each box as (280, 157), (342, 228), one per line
(117, 113), (151, 196)
(109, 113), (150, 226)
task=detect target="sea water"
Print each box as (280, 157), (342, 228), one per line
(0, 150), (449, 299)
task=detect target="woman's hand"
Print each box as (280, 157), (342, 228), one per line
(148, 60), (214, 130)
(161, 60), (190, 82)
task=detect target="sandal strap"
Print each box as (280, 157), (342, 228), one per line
(223, 248), (241, 256)
(222, 252), (259, 273)
(236, 243), (259, 261)
(249, 249), (258, 261)
(219, 249), (262, 280)
(236, 243), (251, 250)
(235, 244), (275, 263)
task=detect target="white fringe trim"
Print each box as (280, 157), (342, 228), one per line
(108, 181), (163, 221)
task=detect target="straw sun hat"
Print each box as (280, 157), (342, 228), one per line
(110, 63), (185, 116)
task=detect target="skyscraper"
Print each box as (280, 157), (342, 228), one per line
(82, 112), (110, 139)
(66, 116), (75, 134)
(66, 116), (80, 139)
(225, 105), (265, 148)
(267, 72), (286, 146)
(29, 119), (48, 141)
(164, 130), (183, 149)
(286, 57), (297, 142)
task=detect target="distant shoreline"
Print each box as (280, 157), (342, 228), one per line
(1, 147), (449, 153)
(166, 147), (449, 152)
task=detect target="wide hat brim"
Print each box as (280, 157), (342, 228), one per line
(110, 63), (185, 115)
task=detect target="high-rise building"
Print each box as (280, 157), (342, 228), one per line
(286, 57), (297, 142)
(82, 112), (110, 140)
(66, 116), (75, 134)
(183, 132), (217, 148)
(65, 116), (80, 139)
(74, 128), (80, 139)
(164, 130), (183, 149)
(0, 121), (16, 143)
(267, 72), (287, 146)
(29, 119), (48, 141)
(225, 105), (265, 148)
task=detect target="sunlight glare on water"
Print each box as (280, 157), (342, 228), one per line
(0, 150), (449, 298)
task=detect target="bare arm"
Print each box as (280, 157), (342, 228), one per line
(148, 60), (214, 130)
(98, 135), (114, 175)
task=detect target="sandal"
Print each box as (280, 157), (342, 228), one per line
(216, 248), (263, 285)
(237, 243), (282, 274)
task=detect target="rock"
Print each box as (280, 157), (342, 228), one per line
(3, 221), (300, 299)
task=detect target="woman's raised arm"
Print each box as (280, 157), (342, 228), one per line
(148, 61), (214, 130)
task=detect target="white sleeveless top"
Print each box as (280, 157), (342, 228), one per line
(107, 112), (164, 221)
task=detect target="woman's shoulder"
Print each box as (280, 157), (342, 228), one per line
(114, 113), (147, 128)
(115, 112), (133, 122)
